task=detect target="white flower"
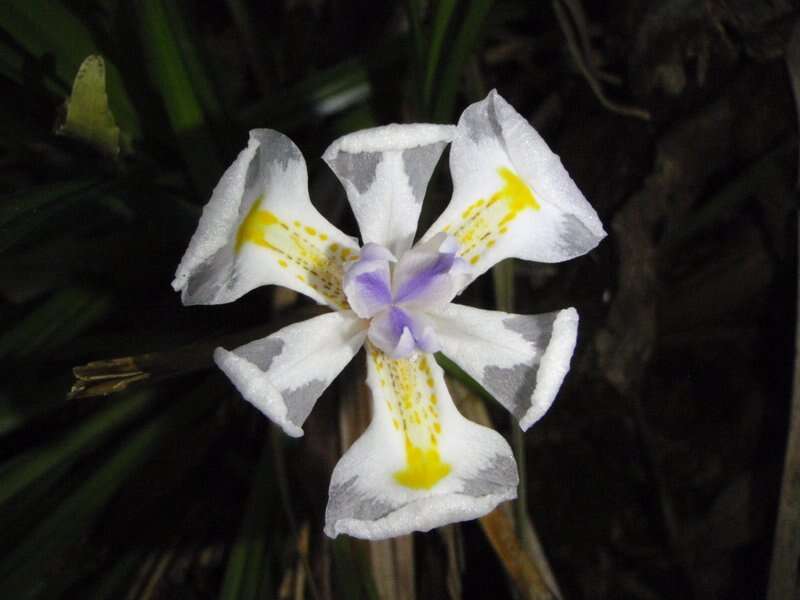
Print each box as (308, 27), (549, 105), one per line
(172, 90), (606, 540)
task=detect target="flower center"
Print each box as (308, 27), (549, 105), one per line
(342, 233), (469, 359)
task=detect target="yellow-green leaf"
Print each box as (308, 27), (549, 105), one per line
(57, 55), (120, 157)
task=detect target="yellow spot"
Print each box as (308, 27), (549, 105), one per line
(393, 441), (451, 489)
(469, 255), (480, 265)
(341, 248), (351, 259)
(373, 347), (451, 491)
(330, 243), (339, 252)
(236, 196), (280, 252)
(497, 166), (539, 212)
(434, 422), (441, 434)
(430, 394), (437, 405)
(304, 226), (317, 236)
(380, 378), (386, 387)
(319, 233), (328, 241)
(232, 195), (350, 309)
(445, 167), (540, 255)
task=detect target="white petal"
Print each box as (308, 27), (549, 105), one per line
(214, 311), (367, 437)
(173, 129), (359, 309)
(429, 303), (578, 430)
(422, 90), (606, 290)
(324, 347), (517, 540)
(323, 124), (455, 256)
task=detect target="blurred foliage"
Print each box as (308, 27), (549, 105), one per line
(0, 0), (798, 599)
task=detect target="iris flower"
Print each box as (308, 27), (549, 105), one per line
(173, 91), (605, 540)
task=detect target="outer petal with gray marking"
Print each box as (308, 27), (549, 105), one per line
(429, 303), (579, 430)
(323, 124), (455, 256)
(173, 129), (359, 309)
(324, 345), (517, 540)
(214, 311), (368, 437)
(421, 90), (606, 291)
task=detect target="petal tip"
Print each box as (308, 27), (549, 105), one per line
(171, 274), (184, 293)
(324, 123), (456, 158)
(519, 307), (579, 430)
(324, 490), (517, 540)
(214, 346), (305, 437)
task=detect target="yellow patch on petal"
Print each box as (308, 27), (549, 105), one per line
(444, 167), (540, 267)
(369, 349), (451, 490)
(498, 166), (540, 213)
(235, 195), (352, 308)
(236, 195), (278, 252)
(394, 441), (451, 489)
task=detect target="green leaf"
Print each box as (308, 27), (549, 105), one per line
(0, 38), (31, 89)
(0, 286), (113, 360)
(0, 392), (150, 507)
(404, 0), (426, 111)
(0, 0), (141, 137)
(0, 179), (102, 228)
(241, 39), (404, 133)
(0, 178), (120, 255)
(490, 257), (537, 552)
(242, 57), (370, 131)
(332, 538), (379, 600)
(492, 258), (514, 313)
(0, 400), (22, 436)
(219, 437), (277, 600)
(77, 549), (147, 600)
(423, 0), (457, 114)
(135, 0), (225, 195)
(0, 387), (215, 598)
(57, 55), (121, 157)
(432, 0), (494, 121)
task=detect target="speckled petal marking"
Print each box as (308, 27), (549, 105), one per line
(324, 343), (519, 540)
(236, 194), (357, 309)
(421, 90), (606, 293)
(173, 129), (359, 309)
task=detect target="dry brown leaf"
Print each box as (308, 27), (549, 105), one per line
(448, 378), (560, 600)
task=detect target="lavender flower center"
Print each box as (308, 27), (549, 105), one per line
(342, 233), (468, 358)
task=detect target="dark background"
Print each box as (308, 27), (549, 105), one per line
(0, 1), (798, 598)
